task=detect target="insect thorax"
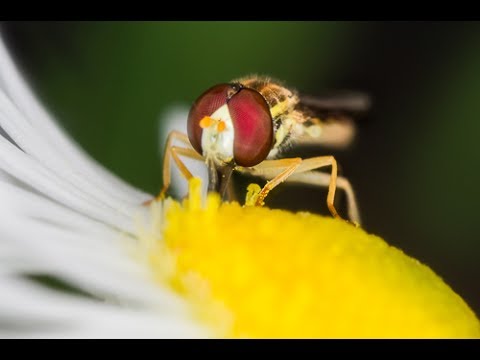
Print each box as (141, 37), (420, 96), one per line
(234, 76), (305, 158)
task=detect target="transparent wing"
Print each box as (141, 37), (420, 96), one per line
(293, 91), (371, 150)
(293, 117), (357, 149)
(299, 91), (371, 117)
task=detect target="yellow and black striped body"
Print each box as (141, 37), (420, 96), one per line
(234, 76), (321, 158)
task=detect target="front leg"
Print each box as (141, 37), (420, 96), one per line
(156, 131), (204, 201)
(245, 158), (302, 206)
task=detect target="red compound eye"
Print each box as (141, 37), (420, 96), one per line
(228, 88), (273, 167)
(187, 84), (231, 155)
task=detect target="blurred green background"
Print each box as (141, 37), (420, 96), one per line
(2, 21), (479, 316)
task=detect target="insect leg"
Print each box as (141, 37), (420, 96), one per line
(290, 156), (341, 221)
(242, 158), (302, 206)
(246, 156), (352, 223)
(155, 131), (204, 201)
(286, 171), (360, 225)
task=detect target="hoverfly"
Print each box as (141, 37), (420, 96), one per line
(157, 76), (370, 225)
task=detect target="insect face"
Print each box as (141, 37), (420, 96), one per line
(187, 83), (274, 167)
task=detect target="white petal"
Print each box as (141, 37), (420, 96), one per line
(0, 180), (182, 309)
(0, 90), (146, 214)
(0, 33), (206, 337)
(0, 35), (152, 207)
(0, 137), (136, 233)
(0, 278), (206, 338)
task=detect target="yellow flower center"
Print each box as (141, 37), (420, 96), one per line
(140, 178), (480, 338)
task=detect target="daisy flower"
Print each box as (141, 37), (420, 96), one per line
(0, 34), (478, 339)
